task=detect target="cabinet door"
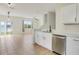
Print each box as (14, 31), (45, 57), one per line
(47, 12), (55, 29)
(36, 32), (45, 46)
(76, 4), (79, 23)
(35, 31), (42, 45)
(39, 33), (45, 46)
(37, 32), (43, 45)
(43, 33), (52, 50)
(44, 14), (48, 24)
(66, 37), (79, 55)
(63, 4), (76, 24)
(43, 12), (55, 29)
(35, 31), (39, 43)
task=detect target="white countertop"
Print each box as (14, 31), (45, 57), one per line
(53, 32), (79, 38)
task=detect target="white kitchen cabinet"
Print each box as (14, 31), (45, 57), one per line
(35, 31), (39, 44)
(43, 33), (52, 50)
(35, 31), (42, 45)
(35, 31), (53, 50)
(63, 4), (76, 24)
(40, 32), (52, 50)
(76, 4), (79, 23)
(66, 37), (79, 55)
(33, 18), (40, 29)
(44, 14), (48, 24)
(48, 12), (55, 29)
(44, 12), (55, 29)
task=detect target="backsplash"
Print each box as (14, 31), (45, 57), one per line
(64, 25), (79, 33)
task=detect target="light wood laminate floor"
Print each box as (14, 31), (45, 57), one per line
(0, 34), (56, 55)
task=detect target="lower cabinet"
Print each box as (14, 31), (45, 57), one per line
(35, 31), (52, 51)
(43, 33), (52, 50)
(66, 37), (79, 55)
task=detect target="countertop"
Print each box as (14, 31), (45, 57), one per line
(34, 29), (79, 38)
(34, 29), (52, 33)
(53, 34), (66, 37)
(53, 33), (79, 38)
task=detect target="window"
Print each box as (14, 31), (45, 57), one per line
(24, 20), (32, 28)
(0, 21), (6, 34)
(6, 21), (12, 34)
(0, 21), (12, 35)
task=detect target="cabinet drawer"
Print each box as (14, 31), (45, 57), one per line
(66, 46), (79, 55)
(67, 37), (79, 47)
(66, 37), (79, 55)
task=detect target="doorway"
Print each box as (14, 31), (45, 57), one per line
(0, 21), (12, 35)
(22, 19), (33, 34)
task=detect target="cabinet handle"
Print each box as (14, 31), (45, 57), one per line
(75, 18), (76, 22)
(73, 39), (79, 41)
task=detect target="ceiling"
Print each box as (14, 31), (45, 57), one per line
(0, 3), (71, 18)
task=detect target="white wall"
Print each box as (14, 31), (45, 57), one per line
(64, 25), (79, 33)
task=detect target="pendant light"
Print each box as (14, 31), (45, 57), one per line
(7, 11), (10, 21)
(8, 3), (15, 9)
(7, 3), (14, 21)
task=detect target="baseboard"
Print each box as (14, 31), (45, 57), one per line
(53, 51), (61, 55)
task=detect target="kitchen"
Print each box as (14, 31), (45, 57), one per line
(0, 3), (79, 55)
(34, 3), (79, 55)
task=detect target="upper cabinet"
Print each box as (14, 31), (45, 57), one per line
(44, 12), (56, 29)
(47, 12), (56, 29)
(33, 18), (40, 29)
(76, 4), (79, 23)
(63, 4), (77, 24)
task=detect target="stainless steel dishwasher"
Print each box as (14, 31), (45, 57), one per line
(53, 34), (66, 55)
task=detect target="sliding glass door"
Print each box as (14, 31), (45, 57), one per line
(0, 21), (6, 35)
(23, 19), (32, 34)
(6, 21), (12, 34)
(0, 21), (12, 35)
